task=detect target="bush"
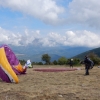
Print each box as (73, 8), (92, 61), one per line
(58, 57), (67, 65)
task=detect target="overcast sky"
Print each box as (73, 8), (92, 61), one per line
(0, 0), (100, 48)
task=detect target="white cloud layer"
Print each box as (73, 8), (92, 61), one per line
(67, 0), (100, 28)
(0, 27), (40, 46)
(0, 0), (64, 25)
(0, 0), (100, 27)
(0, 0), (100, 47)
(0, 27), (100, 47)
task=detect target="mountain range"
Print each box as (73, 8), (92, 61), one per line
(74, 47), (100, 60)
(5, 44), (94, 62)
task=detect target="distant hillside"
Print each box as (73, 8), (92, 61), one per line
(16, 54), (62, 62)
(15, 47), (92, 62)
(3, 44), (93, 62)
(74, 47), (100, 60)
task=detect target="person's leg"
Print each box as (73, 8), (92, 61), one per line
(70, 64), (71, 68)
(85, 66), (89, 75)
(90, 63), (93, 69)
(86, 69), (89, 75)
(70, 64), (72, 68)
(72, 65), (73, 68)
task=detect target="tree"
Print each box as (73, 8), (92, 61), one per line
(73, 58), (81, 66)
(19, 60), (26, 65)
(58, 57), (67, 65)
(88, 52), (100, 65)
(42, 54), (51, 64)
(38, 62), (43, 65)
(53, 60), (58, 65)
(32, 61), (36, 65)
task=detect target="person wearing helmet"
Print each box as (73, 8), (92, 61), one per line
(69, 59), (73, 68)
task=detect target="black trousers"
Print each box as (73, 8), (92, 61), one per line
(85, 66), (90, 75)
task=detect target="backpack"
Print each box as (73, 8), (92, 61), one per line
(84, 58), (94, 69)
(87, 58), (94, 69)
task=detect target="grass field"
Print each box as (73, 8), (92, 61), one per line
(0, 65), (100, 100)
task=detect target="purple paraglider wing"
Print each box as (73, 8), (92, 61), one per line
(0, 66), (11, 82)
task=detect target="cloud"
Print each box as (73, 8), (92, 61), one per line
(67, 0), (100, 28)
(47, 30), (100, 47)
(0, 27), (40, 46)
(0, 27), (99, 47)
(65, 30), (100, 47)
(0, 0), (64, 25)
(0, 0), (100, 28)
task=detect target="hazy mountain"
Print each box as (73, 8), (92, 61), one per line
(74, 47), (100, 60)
(5, 44), (93, 62)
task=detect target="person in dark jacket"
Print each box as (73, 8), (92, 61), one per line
(69, 59), (73, 68)
(83, 56), (94, 75)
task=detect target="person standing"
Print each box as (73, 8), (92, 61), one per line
(83, 56), (94, 75)
(69, 59), (73, 68)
